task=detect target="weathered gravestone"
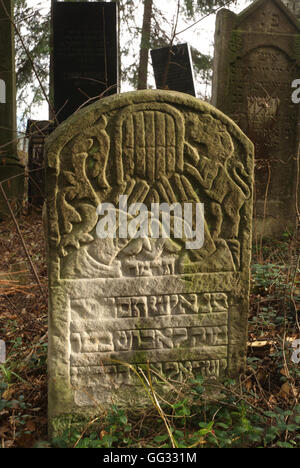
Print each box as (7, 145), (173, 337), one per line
(212, 0), (300, 237)
(52, 0), (118, 123)
(151, 43), (196, 96)
(45, 90), (253, 435)
(26, 120), (55, 208)
(0, 0), (24, 217)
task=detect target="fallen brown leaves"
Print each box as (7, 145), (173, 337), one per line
(245, 239), (300, 414)
(0, 211), (48, 448)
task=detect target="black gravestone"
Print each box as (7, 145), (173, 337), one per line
(26, 120), (55, 207)
(151, 43), (196, 96)
(52, 1), (118, 123)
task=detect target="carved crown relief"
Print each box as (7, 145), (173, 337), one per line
(50, 100), (252, 279)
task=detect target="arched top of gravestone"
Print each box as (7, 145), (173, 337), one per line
(45, 90), (254, 284)
(46, 90), (252, 165)
(231, 0), (300, 32)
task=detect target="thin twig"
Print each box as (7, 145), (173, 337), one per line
(175, 0), (235, 36)
(161, 0), (181, 90)
(0, 182), (45, 297)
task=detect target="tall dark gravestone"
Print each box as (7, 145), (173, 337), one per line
(52, 1), (118, 123)
(212, 0), (300, 237)
(0, 0), (24, 217)
(151, 43), (196, 96)
(26, 120), (55, 208)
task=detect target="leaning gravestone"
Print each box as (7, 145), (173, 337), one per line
(0, 0), (24, 217)
(52, 1), (118, 123)
(26, 120), (55, 207)
(45, 90), (253, 436)
(212, 0), (300, 237)
(151, 43), (196, 96)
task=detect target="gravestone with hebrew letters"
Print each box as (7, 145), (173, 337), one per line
(45, 89), (253, 436)
(52, 1), (118, 123)
(212, 0), (300, 237)
(151, 43), (196, 96)
(0, 0), (24, 217)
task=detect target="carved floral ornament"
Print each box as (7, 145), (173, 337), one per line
(45, 91), (253, 279)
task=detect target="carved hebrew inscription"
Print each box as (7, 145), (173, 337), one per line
(227, 45), (298, 223)
(228, 47), (296, 135)
(70, 292), (229, 406)
(46, 90), (253, 416)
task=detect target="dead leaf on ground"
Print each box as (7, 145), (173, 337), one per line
(25, 420), (36, 432)
(2, 387), (14, 400)
(245, 380), (253, 392)
(16, 433), (36, 448)
(279, 382), (293, 400)
(0, 425), (10, 437)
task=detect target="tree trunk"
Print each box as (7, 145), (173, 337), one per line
(137, 0), (153, 90)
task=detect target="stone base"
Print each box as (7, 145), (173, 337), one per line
(0, 161), (24, 219)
